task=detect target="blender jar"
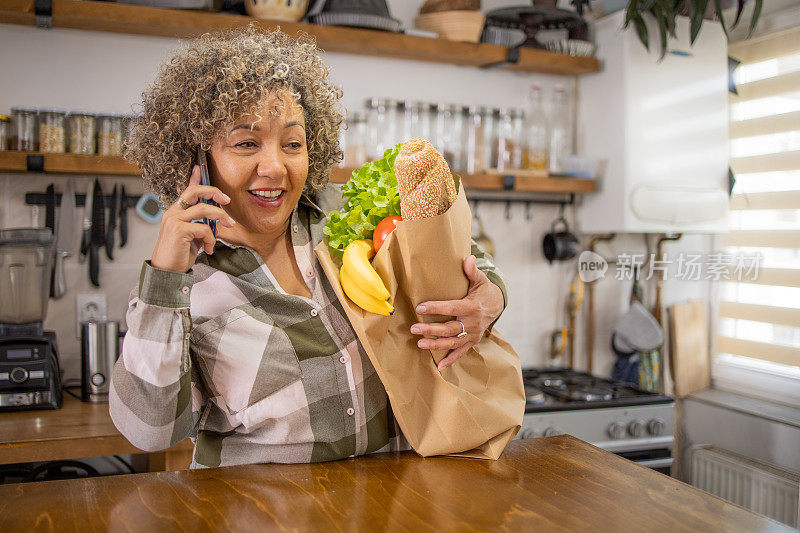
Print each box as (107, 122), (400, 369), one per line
(0, 228), (55, 325)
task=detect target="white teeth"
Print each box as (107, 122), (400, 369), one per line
(251, 190), (282, 199)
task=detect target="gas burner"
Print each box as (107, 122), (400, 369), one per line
(536, 377), (614, 402)
(525, 386), (546, 405)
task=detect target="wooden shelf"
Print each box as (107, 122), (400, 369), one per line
(0, 151), (138, 175)
(0, 0), (599, 76)
(1, 153), (594, 195)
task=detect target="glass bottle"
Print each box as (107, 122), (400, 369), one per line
(548, 85), (573, 171)
(487, 107), (501, 170)
(522, 84), (549, 171)
(39, 109), (67, 153)
(68, 111), (96, 154)
(436, 103), (465, 171)
(343, 111), (367, 168)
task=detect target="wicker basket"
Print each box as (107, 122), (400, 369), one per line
(414, 10), (486, 43)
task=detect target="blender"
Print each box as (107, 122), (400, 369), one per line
(0, 228), (63, 411)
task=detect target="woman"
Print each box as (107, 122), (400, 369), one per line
(110, 27), (508, 468)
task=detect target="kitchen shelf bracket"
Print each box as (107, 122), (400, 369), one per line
(35, 0), (52, 28)
(480, 46), (521, 70)
(26, 155), (45, 172)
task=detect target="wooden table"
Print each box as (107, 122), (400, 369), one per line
(0, 392), (192, 471)
(0, 436), (789, 532)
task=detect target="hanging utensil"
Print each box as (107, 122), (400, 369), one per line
(105, 184), (118, 260)
(119, 185), (128, 248)
(53, 179), (76, 299)
(79, 179), (95, 264)
(45, 184), (56, 297)
(89, 179), (105, 287)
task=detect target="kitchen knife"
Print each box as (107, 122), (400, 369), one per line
(53, 179), (77, 299)
(119, 184), (128, 248)
(105, 184), (118, 260)
(89, 179), (106, 287)
(45, 184), (56, 297)
(79, 179), (95, 264)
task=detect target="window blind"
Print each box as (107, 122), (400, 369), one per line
(721, 25), (800, 369)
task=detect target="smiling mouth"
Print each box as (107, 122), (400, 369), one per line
(248, 189), (285, 204)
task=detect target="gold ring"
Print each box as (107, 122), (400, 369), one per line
(177, 196), (191, 209)
(456, 321), (468, 338)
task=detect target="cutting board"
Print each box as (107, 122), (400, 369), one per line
(669, 300), (710, 397)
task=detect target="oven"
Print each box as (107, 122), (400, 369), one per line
(518, 369), (676, 474)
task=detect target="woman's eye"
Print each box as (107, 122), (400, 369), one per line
(236, 141), (256, 148)
(287, 142), (303, 150)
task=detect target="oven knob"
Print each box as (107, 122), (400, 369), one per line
(543, 426), (562, 437)
(10, 367), (29, 384)
(607, 422), (625, 439)
(627, 419), (646, 438)
(648, 418), (665, 436)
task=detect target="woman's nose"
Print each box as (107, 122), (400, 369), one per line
(255, 145), (288, 179)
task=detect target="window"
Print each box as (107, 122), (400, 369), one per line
(717, 25), (800, 406)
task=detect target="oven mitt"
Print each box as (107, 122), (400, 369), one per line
(613, 301), (664, 352)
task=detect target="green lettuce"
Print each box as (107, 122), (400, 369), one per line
(323, 144), (402, 259)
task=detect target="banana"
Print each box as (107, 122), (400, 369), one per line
(340, 263), (393, 316)
(342, 240), (390, 301)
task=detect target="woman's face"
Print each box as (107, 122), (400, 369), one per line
(209, 91), (309, 244)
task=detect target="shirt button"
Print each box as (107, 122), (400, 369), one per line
(339, 355), (349, 364)
(307, 269), (314, 278)
(310, 309), (318, 317)
(292, 224), (298, 233)
(346, 407), (355, 416)
(181, 286), (189, 294)
(184, 332), (191, 340)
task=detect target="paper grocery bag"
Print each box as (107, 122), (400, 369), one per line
(314, 180), (525, 459)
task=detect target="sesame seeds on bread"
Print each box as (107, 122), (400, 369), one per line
(394, 139), (457, 220)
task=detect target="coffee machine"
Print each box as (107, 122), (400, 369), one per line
(0, 228), (63, 411)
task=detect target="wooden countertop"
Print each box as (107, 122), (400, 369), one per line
(0, 436), (789, 532)
(0, 391), (191, 469)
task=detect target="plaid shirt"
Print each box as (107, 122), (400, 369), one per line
(110, 184), (508, 468)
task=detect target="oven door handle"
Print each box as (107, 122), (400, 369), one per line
(635, 457), (674, 469)
(592, 435), (674, 453)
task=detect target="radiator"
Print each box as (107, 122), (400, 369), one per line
(691, 445), (800, 528)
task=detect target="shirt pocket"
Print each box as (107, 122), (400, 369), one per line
(191, 306), (303, 418)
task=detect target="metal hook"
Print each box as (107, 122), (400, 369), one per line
(525, 201), (532, 221)
(558, 202), (566, 219)
(504, 201), (512, 220)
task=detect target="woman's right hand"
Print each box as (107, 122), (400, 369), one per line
(150, 165), (235, 273)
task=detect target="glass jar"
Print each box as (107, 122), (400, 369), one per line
(97, 113), (124, 156)
(497, 108), (524, 172)
(548, 85), (573, 171)
(436, 103), (465, 172)
(522, 85), (549, 171)
(39, 109), (67, 153)
(466, 105), (491, 174)
(68, 111), (96, 154)
(121, 114), (135, 153)
(0, 115), (9, 151)
(10, 107), (38, 151)
(365, 98), (402, 160)
(343, 111), (367, 168)
(487, 108), (500, 170)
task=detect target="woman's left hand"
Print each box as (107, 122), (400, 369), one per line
(410, 255), (505, 371)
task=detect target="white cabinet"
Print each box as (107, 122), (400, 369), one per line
(577, 11), (729, 234)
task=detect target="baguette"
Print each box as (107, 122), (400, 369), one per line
(394, 139), (457, 220)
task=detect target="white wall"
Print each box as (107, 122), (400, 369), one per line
(0, 1), (713, 384)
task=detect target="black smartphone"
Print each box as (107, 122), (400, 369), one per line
(197, 148), (218, 237)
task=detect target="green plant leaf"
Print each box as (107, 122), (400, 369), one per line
(690, 0), (709, 44)
(633, 14), (650, 51)
(713, 0), (729, 39)
(748, 0), (763, 38)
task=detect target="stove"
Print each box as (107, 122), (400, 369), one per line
(518, 368), (675, 474)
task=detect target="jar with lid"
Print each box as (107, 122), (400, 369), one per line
(436, 103), (465, 172)
(404, 101), (434, 144)
(342, 111), (367, 168)
(121, 114), (135, 153)
(365, 98), (401, 160)
(68, 111), (96, 154)
(10, 107), (38, 151)
(97, 113), (124, 156)
(522, 85), (549, 171)
(497, 108), (524, 172)
(0, 115), (9, 151)
(39, 109), (67, 153)
(487, 108), (501, 169)
(548, 85), (573, 171)
(466, 105), (491, 174)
